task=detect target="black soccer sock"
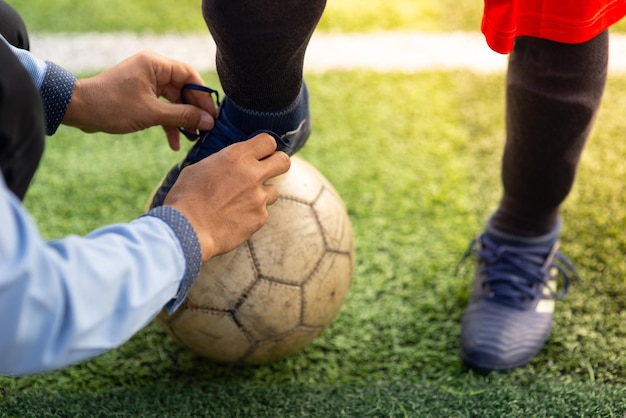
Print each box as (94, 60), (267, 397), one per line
(490, 31), (608, 237)
(202, 0), (326, 111)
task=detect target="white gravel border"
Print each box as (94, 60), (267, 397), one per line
(29, 31), (626, 74)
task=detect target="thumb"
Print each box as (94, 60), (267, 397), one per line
(155, 101), (215, 132)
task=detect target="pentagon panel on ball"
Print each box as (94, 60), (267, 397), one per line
(149, 156), (355, 365)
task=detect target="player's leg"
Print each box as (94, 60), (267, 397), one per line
(205, 0), (324, 112)
(200, 0), (325, 153)
(493, 33), (608, 237)
(0, 0), (46, 200)
(150, 0), (326, 208)
(460, 31), (608, 371)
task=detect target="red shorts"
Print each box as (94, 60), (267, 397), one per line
(482, 0), (626, 53)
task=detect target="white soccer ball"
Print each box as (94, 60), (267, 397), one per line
(152, 156), (355, 364)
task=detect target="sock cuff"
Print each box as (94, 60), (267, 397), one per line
(486, 217), (561, 246)
(221, 82), (309, 136)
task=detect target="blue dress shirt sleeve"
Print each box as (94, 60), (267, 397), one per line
(1, 35), (75, 135)
(0, 177), (202, 376)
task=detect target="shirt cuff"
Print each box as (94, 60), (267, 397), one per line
(142, 206), (202, 313)
(40, 62), (76, 135)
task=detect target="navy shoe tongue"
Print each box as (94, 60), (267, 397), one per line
(485, 220), (560, 249)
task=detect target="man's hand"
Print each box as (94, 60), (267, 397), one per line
(62, 51), (218, 150)
(163, 133), (291, 262)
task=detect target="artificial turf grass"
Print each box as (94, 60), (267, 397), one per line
(6, 0), (483, 34)
(2, 70), (626, 415)
(3, 378), (626, 418)
(9, 0), (626, 35)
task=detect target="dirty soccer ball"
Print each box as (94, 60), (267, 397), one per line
(151, 156), (355, 364)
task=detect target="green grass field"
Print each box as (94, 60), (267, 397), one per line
(2, 1), (626, 417)
(8, 0), (626, 34)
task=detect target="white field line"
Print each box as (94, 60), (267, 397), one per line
(29, 31), (626, 74)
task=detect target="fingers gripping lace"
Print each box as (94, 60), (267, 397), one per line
(178, 83), (291, 165)
(178, 84), (221, 141)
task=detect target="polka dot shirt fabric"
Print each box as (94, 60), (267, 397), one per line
(40, 62), (76, 135)
(143, 206), (202, 313)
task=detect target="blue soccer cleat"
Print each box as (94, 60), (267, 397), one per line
(149, 83), (311, 209)
(459, 223), (579, 372)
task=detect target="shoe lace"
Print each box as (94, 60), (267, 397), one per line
(457, 234), (581, 310)
(178, 83), (222, 141)
(178, 84), (291, 166)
